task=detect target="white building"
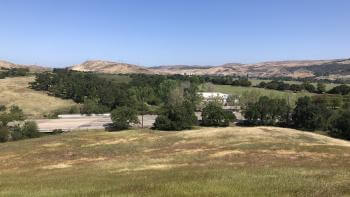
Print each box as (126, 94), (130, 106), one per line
(198, 92), (230, 105)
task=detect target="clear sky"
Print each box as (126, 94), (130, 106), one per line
(0, 0), (349, 67)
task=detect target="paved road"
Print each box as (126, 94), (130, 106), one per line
(36, 112), (242, 132)
(36, 115), (157, 132)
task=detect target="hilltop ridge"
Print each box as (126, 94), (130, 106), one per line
(69, 58), (350, 79)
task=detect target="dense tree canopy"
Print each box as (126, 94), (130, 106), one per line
(243, 96), (291, 126)
(292, 96), (331, 130)
(154, 101), (198, 131)
(0, 68), (29, 79)
(328, 84), (350, 95)
(201, 101), (236, 127)
(330, 110), (350, 140)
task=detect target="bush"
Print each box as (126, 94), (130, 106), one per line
(52, 129), (64, 134)
(153, 101), (197, 131)
(69, 105), (80, 114)
(9, 105), (25, 121)
(11, 125), (25, 141)
(201, 101), (236, 127)
(0, 127), (9, 142)
(111, 106), (139, 130)
(153, 115), (172, 130)
(0, 105), (6, 112)
(22, 121), (40, 138)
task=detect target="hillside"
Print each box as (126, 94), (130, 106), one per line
(0, 60), (17, 69)
(0, 76), (77, 118)
(70, 58), (350, 79)
(71, 60), (153, 74)
(1, 126), (349, 196)
(0, 60), (50, 72)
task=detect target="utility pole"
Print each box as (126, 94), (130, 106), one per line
(141, 96), (144, 128)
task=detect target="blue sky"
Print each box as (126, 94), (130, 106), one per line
(0, 0), (349, 67)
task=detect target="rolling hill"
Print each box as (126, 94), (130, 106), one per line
(2, 58), (350, 79)
(70, 60), (154, 74)
(70, 58), (350, 79)
(0, 126), (349, 196)
(0, 60), (50, 72)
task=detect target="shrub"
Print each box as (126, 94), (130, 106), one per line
(9, 105), (25, 121)
(153, 115), (172, 130)
(68, 105), (80, 114)
(0, 127), (9, 142)
(153, 101), (197, 131)
(22, 121), (40, 138)
(111, 106), (139, 130)
(0, 105), (6, 112)
(11, 125), (25, 141)
(52, 129), (64, 134)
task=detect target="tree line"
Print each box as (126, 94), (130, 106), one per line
(29, 70), (349, 140)
(242, 94), (350, 140)
(30, 70), (237, 131)
(0, 68), (29, 79)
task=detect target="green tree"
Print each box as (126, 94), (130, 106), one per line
(201, 101), (236, 127)
(330, 110), (350, 140)
(243, 102), (259, 123)
(243, 96), (291, 126)
(317, 82), (326, 94)
(302, 82), (316, 93)
(0, 105), (25, 127)
(111, 106), (139, 130)
(9, 105), (25, 121)
(154, 101), (197, 131)
(158, 79), (178, 103)
(81, 98), (109, 114)
(292, 96), (331, 130)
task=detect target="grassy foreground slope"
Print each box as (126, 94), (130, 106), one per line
(1, 127), (350, 196)
(0, 77), (76, 118)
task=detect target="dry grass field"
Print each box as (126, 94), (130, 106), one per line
(1, 126), (349, 196)
(0, 76), (77, 118)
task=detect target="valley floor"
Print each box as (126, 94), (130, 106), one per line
(0, 126), (350, 196)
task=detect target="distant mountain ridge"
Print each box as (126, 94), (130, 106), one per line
(0, 60), (50, 72)
(2, 58), (350, 79)
(70, 60), (153, 74)
(70, 58), (350, 79)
